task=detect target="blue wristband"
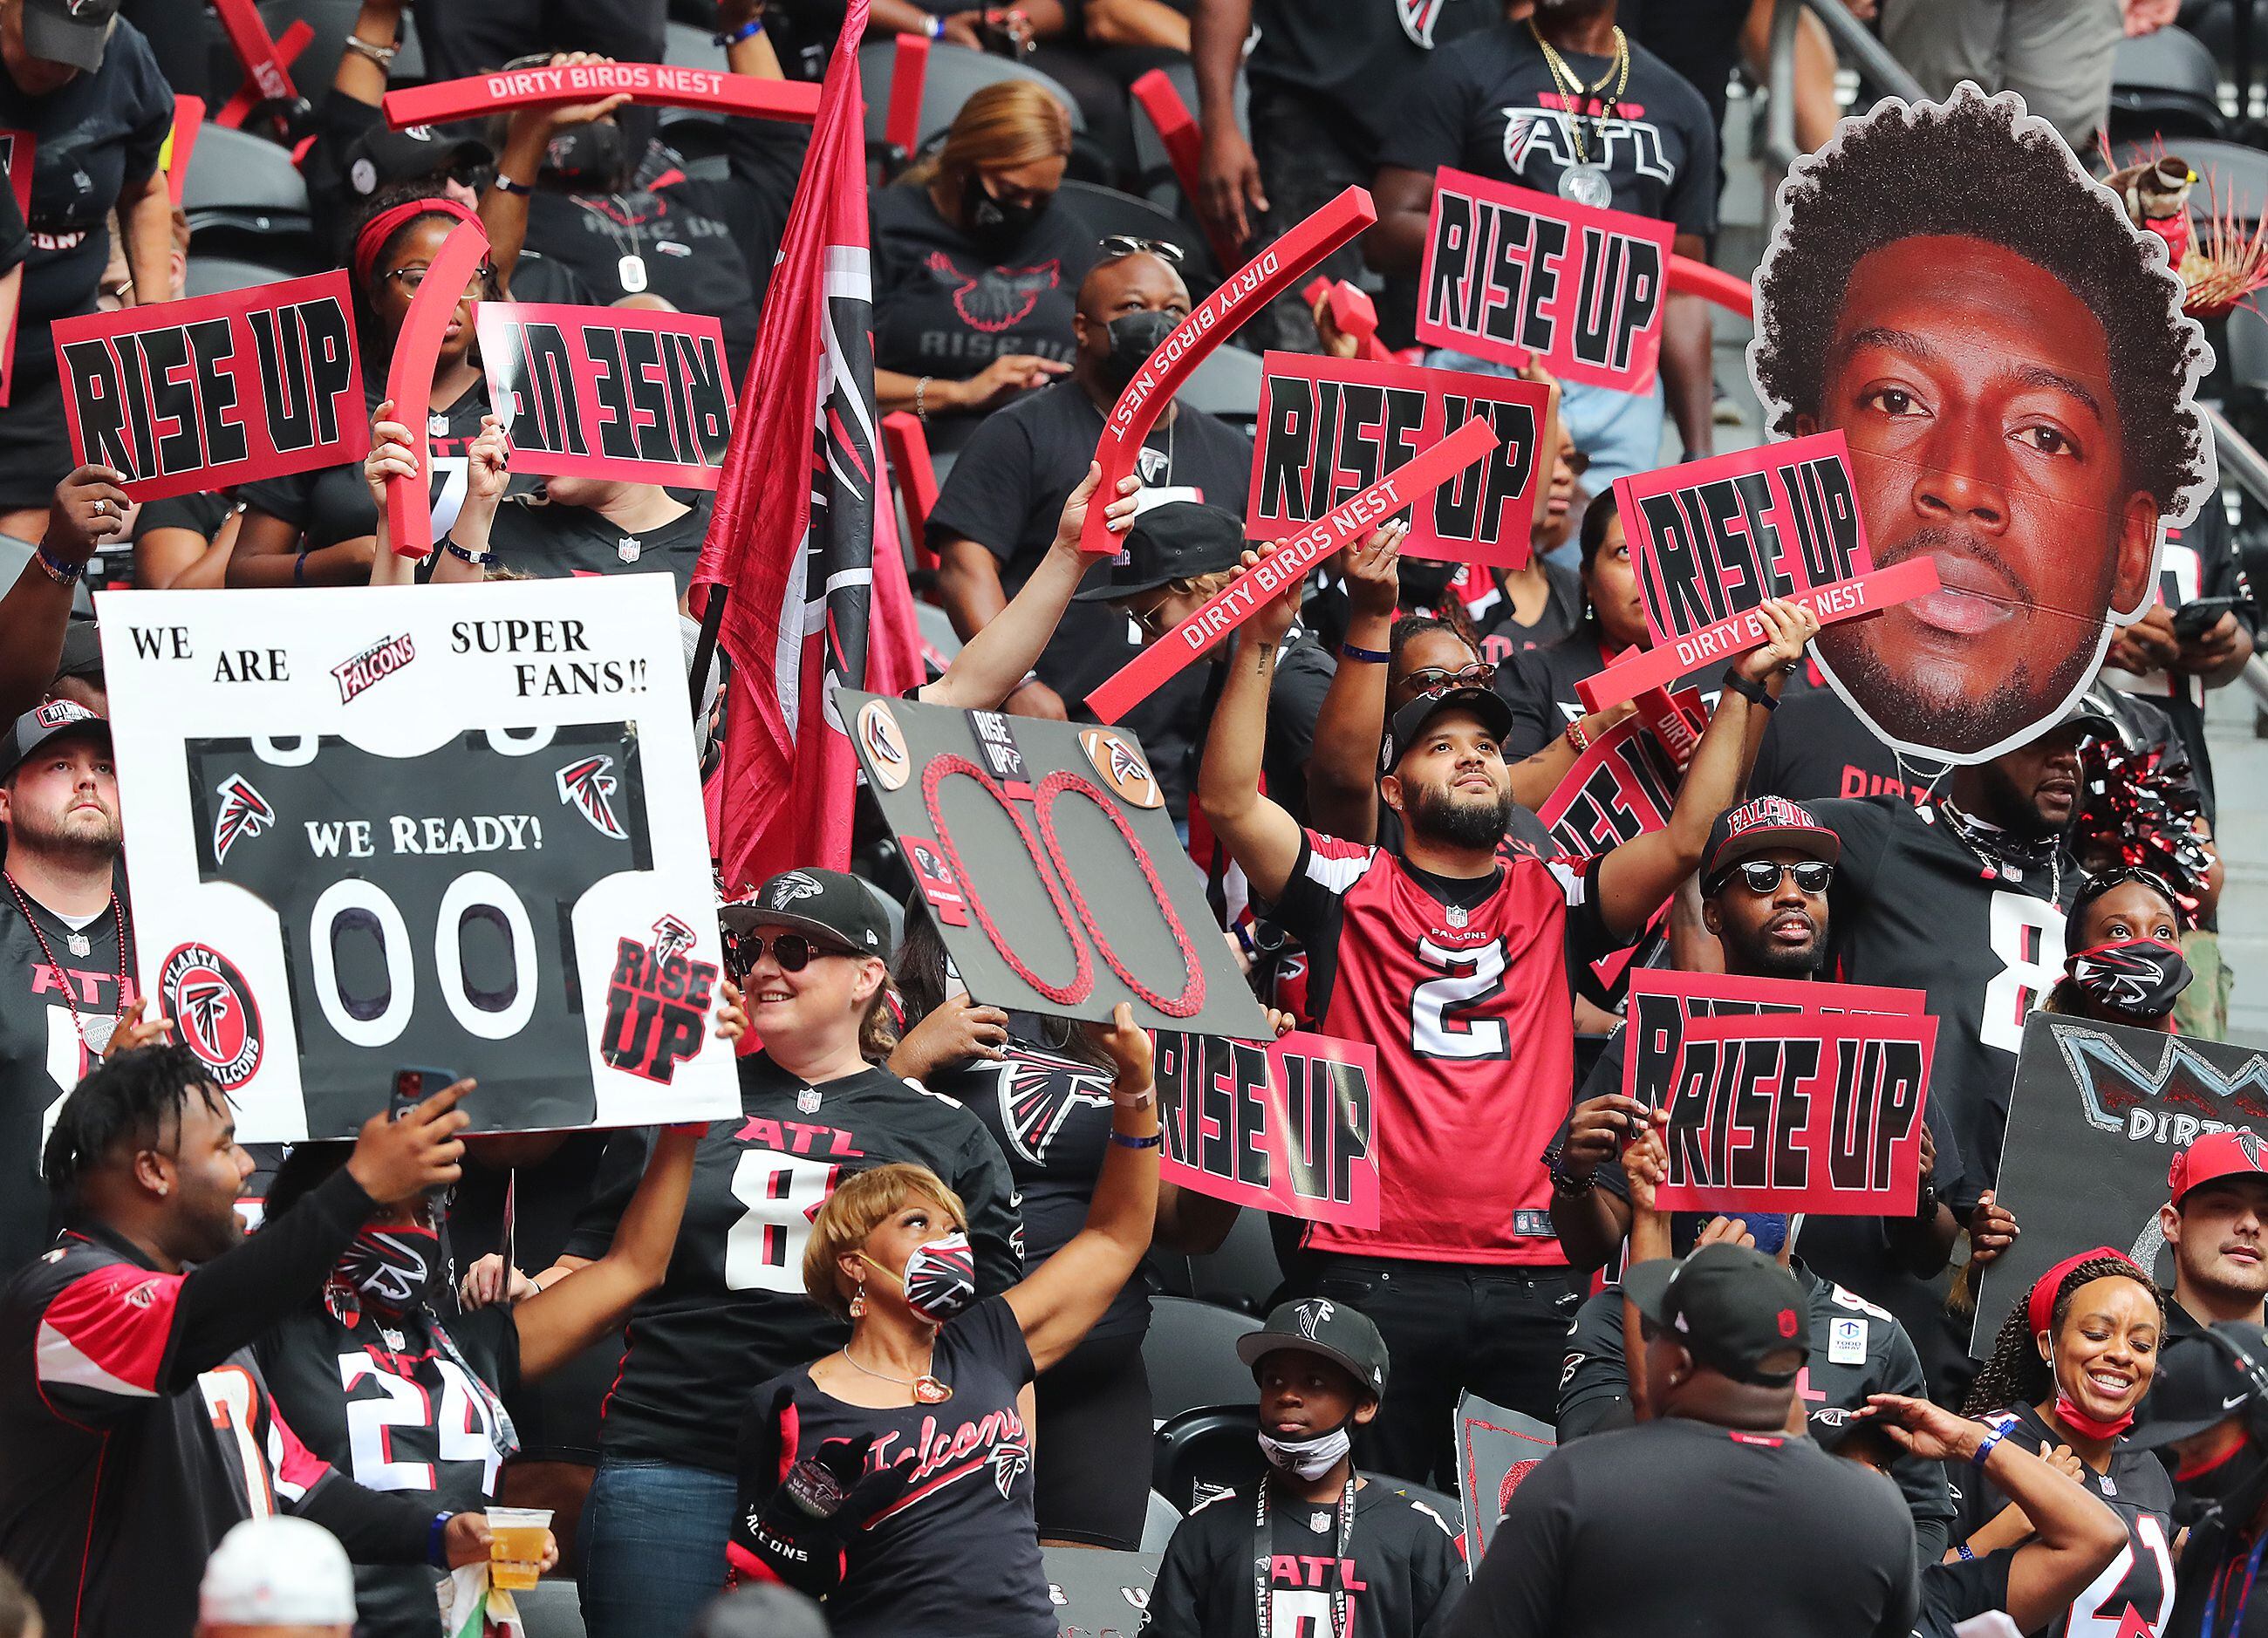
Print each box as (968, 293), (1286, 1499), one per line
(926, 13), (945, 37)
(427, 1511), (453, 1569)
(1970, 1428), (2005, 1472)
(1109, 1130), (1163, 1150)
(714, 17), (764, 44)
(292, 549), (310, 588)
(1339, 641), (1390, 664)
(1956, 1543), (1976, 1561)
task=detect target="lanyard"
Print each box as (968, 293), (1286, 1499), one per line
(1253, 1477), (1356, 1638)
(2204, 1528), (2268, 1638)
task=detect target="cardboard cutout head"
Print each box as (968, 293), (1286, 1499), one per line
(1748, 85), (2214, 763)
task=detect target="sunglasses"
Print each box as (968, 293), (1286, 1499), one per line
(1403, 662), (1497, 693)
(729, 931), (852, 973)
(1725, 859), (1834, 896)
(1099, 234), (1185, 263)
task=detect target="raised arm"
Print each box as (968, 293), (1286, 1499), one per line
(511, 1125), (699, 1377)
(1304, 525), (1404, 843)
(1004, 1007), (1160, 1371)
(919, 464), (1140, 710)
(482, 54), (629, 293)
(0, 466), (126, 718)
(1198, 551), (1309, 903)
(1592, 600), (1815, 936)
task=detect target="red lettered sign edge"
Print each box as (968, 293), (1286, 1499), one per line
(1247, 351), (1547, 569)
(52, 270), (368, 502)
(1155, 1029), (1380, 1229)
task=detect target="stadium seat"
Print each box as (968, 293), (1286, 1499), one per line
(511, 1575), (584, 1638)
(253, 0), (423, 102)
(2108, 25), (2225, 142)
(1151, 1405), (1263, 1515)
(1140, 1489), (1182, 1552)
(663, 20), (726, 71)
(1057, 179), (1221, 296)
(182, 123), (311, 235)
(1174, 343), (1266, 428)
(857, 40), (1086, 159)
(1128, 58), (1245, 205)
(1183, 1207), (1282, 1315)
(1144, 1295), (1262, 1420)
(184, 256), (300, 297)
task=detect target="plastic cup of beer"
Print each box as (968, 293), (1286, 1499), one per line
(486, 1507), (551, 1592)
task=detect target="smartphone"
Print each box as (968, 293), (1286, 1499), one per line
(2171, 595), (2244, 640)
(390, 1067), (459, 1119)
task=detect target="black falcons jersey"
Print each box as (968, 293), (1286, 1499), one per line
(256, 1301), (519, 1638)
(1813, 797), (2075, 1202)
(240, 384), (498, 554)
(0, 887), (133, 1273)
(1556, 1265), (1951, 1560)
(1948, 1403), (2175, 1638)
(486, 492), (713, 595)
(185, 724), (646, 1136)
(560, 1054), (1024, 1473)
(1141, 1476), (1469, 1638)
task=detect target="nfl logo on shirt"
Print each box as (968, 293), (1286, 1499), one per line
(797, 1089), (822, 1114)
(1446, 904), (1467, 928)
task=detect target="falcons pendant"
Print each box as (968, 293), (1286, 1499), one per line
(913, 1374), (953, 1405)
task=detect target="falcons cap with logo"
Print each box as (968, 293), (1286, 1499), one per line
(0, 699), (109, 781)
(720, 867), (889, 956)
(1700, 795), (1841, 889)
(2169, 1130), (2268, 1206)
(1622, 1242), (1810, 1387)
(1070, 501), (1245, 604)
(23, 0), (120, 73)
(1236, 1297), (1391, 1401)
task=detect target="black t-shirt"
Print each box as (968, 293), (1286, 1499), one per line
(1917, 1549), (2014, 1638)
(1554, 1261), (1951, 1560)
(560, 1054), (1024, 1472)
(1458, 1414), (1916, 1638)
(1378, 20), (1718, 240)
(256, 1300), (520, 1638)
(734, 1295), (1050, 1638)
(1947, 1403), (2176, 1638)
(132, 489), (236, 551)
(0, 884), (133, 1273)
(1493, 627), (1729, 760)
(1472, 561), (1585, 666)
(1749, 672), (1944, 808)
(0, 18), (171, 367)
(1813, 798), (2076, 1202)
(1142, 1476), (1469, 1638)
(487, 491), (713, 595)
(869, 184), (1096, 379)
(1245, 0), (1499, 155)
(240, 384), (495, 554)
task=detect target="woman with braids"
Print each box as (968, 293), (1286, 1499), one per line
(1957, 1249), (2176, 1636)
(2044, 869), (2192, 1032)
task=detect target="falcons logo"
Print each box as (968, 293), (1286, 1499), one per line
(211, 774), (274, 863)
(1500, 109), (1561, 172)
(557, 754), (627, 839)
(1295, 1299), (1335, 1341)
(651, 915), (695, 963)
(179, 979), (233, 1054)
(769, 870), (825, 907)
(925, 252), (1061, 333)
(994, 1048), (1115, 1165)
(988, 1441), (1031, 1501)
(904, 1232), (976, 1313)
(1397, 0), (1445, 46)
(2069, 945), (2176, 1014)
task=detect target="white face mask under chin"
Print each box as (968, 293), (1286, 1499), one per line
(1257, 1423), (1351, 1481)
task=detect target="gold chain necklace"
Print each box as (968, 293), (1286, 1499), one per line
(1527, 20), (1630, 207)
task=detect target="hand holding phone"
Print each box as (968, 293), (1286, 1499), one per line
(2171, 595), (2244, 642)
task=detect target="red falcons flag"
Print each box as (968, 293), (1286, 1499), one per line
(693, 0), (913, 892)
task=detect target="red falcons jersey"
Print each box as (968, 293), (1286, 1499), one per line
(0, 1229), (341, 1638)
(1273, 833), (1606, 1265)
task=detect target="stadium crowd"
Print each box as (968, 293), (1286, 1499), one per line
(1, 0), (2266, 1635)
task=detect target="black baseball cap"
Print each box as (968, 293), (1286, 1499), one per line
(55, 620), (103, 684)
(1236, 1297), (1390, 1402)
(1070, 502), (1245, 604)
(2053, 687), (2121, 747)
(1700, 795), (1841, 888)
(2130, 1323), (2268, 1448)
(23, 0), (118, 73)
(720, 867), (890, 957)
(1379, 686), (1517, 777)
(340, 124), (494, 200)
(1622, 1242), (1810, 1387)
(0, 700), (110, 781)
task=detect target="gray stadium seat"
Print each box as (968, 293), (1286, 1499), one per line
(1184, 1206), (1282, 1315)
(2109, 25), (2225, 140)
(663, 20), (725, 71)
(1143, 1295), (1261, 1420)
(1151, 1404), (1262, 1515)
(181, 124), (311, 235)
(1057, 178), (1221, 295)
(1141, 1489), (1182, 1552)
(857, 39), (1086, 159)
(512, 1575), (584, 1638)
(1174, 343), (1265, 428)
(184, 256), (297, 298)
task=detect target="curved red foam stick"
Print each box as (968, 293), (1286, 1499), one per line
(384, 217), (492, 561)
(1668, 256), (1754, 319)
(385, 65), (820, 131)
(211, 0), (299, 113)
(1079, 186), (1377, 559)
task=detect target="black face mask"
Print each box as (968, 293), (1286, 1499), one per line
(963, 174), (1049, 256)
(1099, 310), (1177, 393)
(2172, 1438), (2268, 1530)
(2067, 938), (2192, 1020)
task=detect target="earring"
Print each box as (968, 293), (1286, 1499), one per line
(850, 1280), (866, 1320)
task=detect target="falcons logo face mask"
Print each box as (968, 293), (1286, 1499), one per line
(2068, 938), (2193, 1020)
(885, 1232), (977, 1325)
(335, 1225), (441, 1316)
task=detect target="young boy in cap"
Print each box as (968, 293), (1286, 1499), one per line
(1142, 1298), (1466, 1638)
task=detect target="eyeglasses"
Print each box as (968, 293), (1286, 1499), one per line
(1099, 234), (1185, 263)
(729, 931), (851, 973)
(1130, 600), (1172, 638)
(1403, 662), (1497, 693)
(1726, 859), (1834, 896)
(386, 262), (496, 291)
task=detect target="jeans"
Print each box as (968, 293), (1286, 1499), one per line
(1299, 1254), (1583, 1489)
(1424, 348), (1669, 490)
(578, 1459), (737, 1638)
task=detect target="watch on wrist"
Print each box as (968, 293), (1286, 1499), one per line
(1545, 1146), (1595, 1196)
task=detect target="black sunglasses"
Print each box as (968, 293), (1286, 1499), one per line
(1403, 662), (1497, 693)
(1726, 859), (1834, 896)
(1099, 234), (1185, 263)
(730, 931), (851, 973)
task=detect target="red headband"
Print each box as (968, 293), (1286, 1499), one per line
(2026, 1246), (2146, 1337)
(352, 197), (481, 290)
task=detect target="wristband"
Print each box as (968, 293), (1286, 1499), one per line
(292, 549), (311, 588)
(1109, 1130), (1164, 1150)
(1111, 1084), (1155, 1109)
(714, 16), (766, 44)
(443, 534), (494, 566)
(32, 547), (85, 586)
(1955, 1543), (1975, 1562)
(1724, 672), (1779, 709)
(1564, 719), (1590, 755)
(1969, 1427), (2005, 1472)
(926, 13), (945, 38)
(427, 1511), (453, 1569)
(492, 174), (533, 196)
(1338, 641), (1390, 664)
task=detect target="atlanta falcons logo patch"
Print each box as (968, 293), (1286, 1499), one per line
(989, 1442), (1031, 1501)
(769, 870), (825, 906)
(1397, 0), (1445, 46)
(557, 754), (627, 838)
(651, 914), (695, 964)
(211, 773), (275, 863)
(924, 251), (1062, 333)
(2069, 946), (2173, 1014)
(1295, 1299), (1335, 1341)
(994, 1048), (1116, 1165)
(159, 941), (263, 1089)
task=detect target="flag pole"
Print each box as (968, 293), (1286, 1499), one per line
(689, 584), (725, 716)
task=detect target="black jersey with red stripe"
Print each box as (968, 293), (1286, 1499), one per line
(0, 1170), (433, 1638)
(1271, 831), (1608, 1265)
(560, 1054), (1024, 1473)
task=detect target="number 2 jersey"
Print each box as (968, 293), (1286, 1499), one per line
(560, 1054), (1024, 1473)
(1271, 832), (1610, 1265)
